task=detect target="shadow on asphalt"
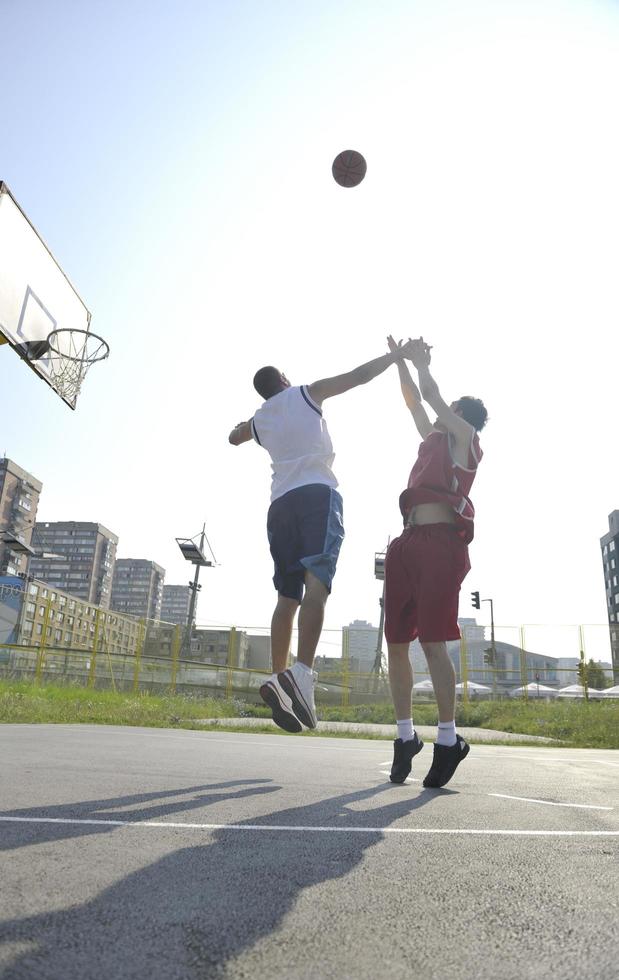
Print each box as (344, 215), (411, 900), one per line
(0, 780), (279, 853)
(0, 780), (454, 978)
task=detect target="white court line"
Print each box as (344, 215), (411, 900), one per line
(489, 793), (614, 811)
(379, 770), (419, 782)
(0, 816), (617, 837)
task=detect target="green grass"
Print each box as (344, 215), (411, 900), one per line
(244, 698), (619, 749)
(0, 679), (244, 729)
(1, 679), (617, 748)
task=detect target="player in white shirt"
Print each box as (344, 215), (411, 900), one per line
(229, 342), (415, 733)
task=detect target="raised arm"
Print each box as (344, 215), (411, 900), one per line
(228, 420), (253, 446)
(307, 340), (417, 407)
(387, 335), (433, 439)
(408, 339), (474, 443)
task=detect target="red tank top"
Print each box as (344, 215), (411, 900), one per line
(399, 429), (482, 544)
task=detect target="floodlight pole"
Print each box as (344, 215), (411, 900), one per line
(184, 524), (206, 654)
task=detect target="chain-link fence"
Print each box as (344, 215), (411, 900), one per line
(1, 584), (616, 705)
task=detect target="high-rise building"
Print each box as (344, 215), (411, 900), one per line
(600, 510), (619, 681)
(343, 619), (379, 672)
(30, 522), (118, 609)
(111, 559), (165, 620)
(161, 584), (191, 626)
(0, 458), (43, 577)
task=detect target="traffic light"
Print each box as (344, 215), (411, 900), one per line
(471, 591), (480, 609)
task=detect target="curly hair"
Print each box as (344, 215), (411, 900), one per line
(455, 396), (488, 431)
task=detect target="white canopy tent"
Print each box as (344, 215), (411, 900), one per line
(510, 682), (558, 698)
(557, 684), (605, 699)
(601, 685), (619, 698)
(413, 679), (434, 692)
(455, 681), (492, 695)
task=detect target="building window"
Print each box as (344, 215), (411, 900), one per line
(611, 541), (616, 552)
(603, 545), (608, 556)
(29, 584), (38, 596)
(26, 602), (35, 615)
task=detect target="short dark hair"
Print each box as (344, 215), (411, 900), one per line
(456, 396), (488, 431)
(253, 366), (284, 400)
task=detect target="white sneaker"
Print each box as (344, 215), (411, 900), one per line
(259, 674), (302, 733)
(278, 664), (318, 729)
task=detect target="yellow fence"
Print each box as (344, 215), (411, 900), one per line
(1, 616), (616, 706)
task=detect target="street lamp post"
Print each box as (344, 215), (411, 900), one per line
(175, 524), (214, 657)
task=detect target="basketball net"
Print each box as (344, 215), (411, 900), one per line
(46, 328), (110, 403)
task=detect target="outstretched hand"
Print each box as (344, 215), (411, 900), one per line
(386, 334), (402, 355)
(406, 336), (432, 368)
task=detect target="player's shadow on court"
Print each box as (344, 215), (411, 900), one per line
(0, 781), (453, 979)
(0, 780), (280, 853)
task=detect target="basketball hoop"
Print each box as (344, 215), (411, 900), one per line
(45, 328), (110, 403)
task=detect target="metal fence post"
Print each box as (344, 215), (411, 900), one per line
(35, 597), (52, 685)
(226, 627), (236, 700)
(519, 626), (528, 698)
(170, 625), (181, 693)
(342, 628), (350, 709)
(578, 626), (589, 701)
(88, 609), (102, 689)
(133, 620), (146, 693)
(460, 628), (469, 705)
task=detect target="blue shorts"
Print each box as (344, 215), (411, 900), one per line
(266, 484), (344, 601)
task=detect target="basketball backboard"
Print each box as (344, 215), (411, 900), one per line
(0, 182), (92, 409)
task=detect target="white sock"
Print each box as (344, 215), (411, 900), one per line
(293, 661), (313, 676)
(396, 718), (415, 742)
(436, 721), (457, 747)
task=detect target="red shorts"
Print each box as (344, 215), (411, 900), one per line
(384, 524), (470, 644)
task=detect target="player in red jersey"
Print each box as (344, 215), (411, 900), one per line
(385, 336), (488, 788)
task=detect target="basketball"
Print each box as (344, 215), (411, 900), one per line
(332, 150), (367, 187)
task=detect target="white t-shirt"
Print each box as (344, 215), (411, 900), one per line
(251, 385), (339, 502)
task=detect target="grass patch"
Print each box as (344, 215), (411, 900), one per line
(244, 698), (619, 749)
(1, 679), (617, 748)
(0, 679), (243, 728)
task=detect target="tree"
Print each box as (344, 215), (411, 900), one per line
(579, 658), (611, 690)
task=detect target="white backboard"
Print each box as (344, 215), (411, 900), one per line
(0, 182), (91, 409)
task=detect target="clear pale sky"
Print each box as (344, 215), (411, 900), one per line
(1, 0), (618, 662)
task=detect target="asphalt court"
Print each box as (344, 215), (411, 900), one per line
(1, 725), (618, 980)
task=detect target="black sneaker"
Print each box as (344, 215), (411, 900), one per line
(259, 677), (302, 733)
(423, 735), (470, 788)
(390, 733), (424, 784)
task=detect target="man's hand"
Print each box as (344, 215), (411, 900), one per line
(386, 334), (403, 355)
(407, 336), (432, 368)
(229, 419), (253, 445)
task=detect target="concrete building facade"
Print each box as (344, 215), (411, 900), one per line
(600, 510), (619, 681)
(13, 577), (141, 655)
(190, 627), (249, 668)
(111, 559), (165, 620)
(0, 458), (43, 577)
(29, 522), (118, 609)
(161, 584), (191, 626)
